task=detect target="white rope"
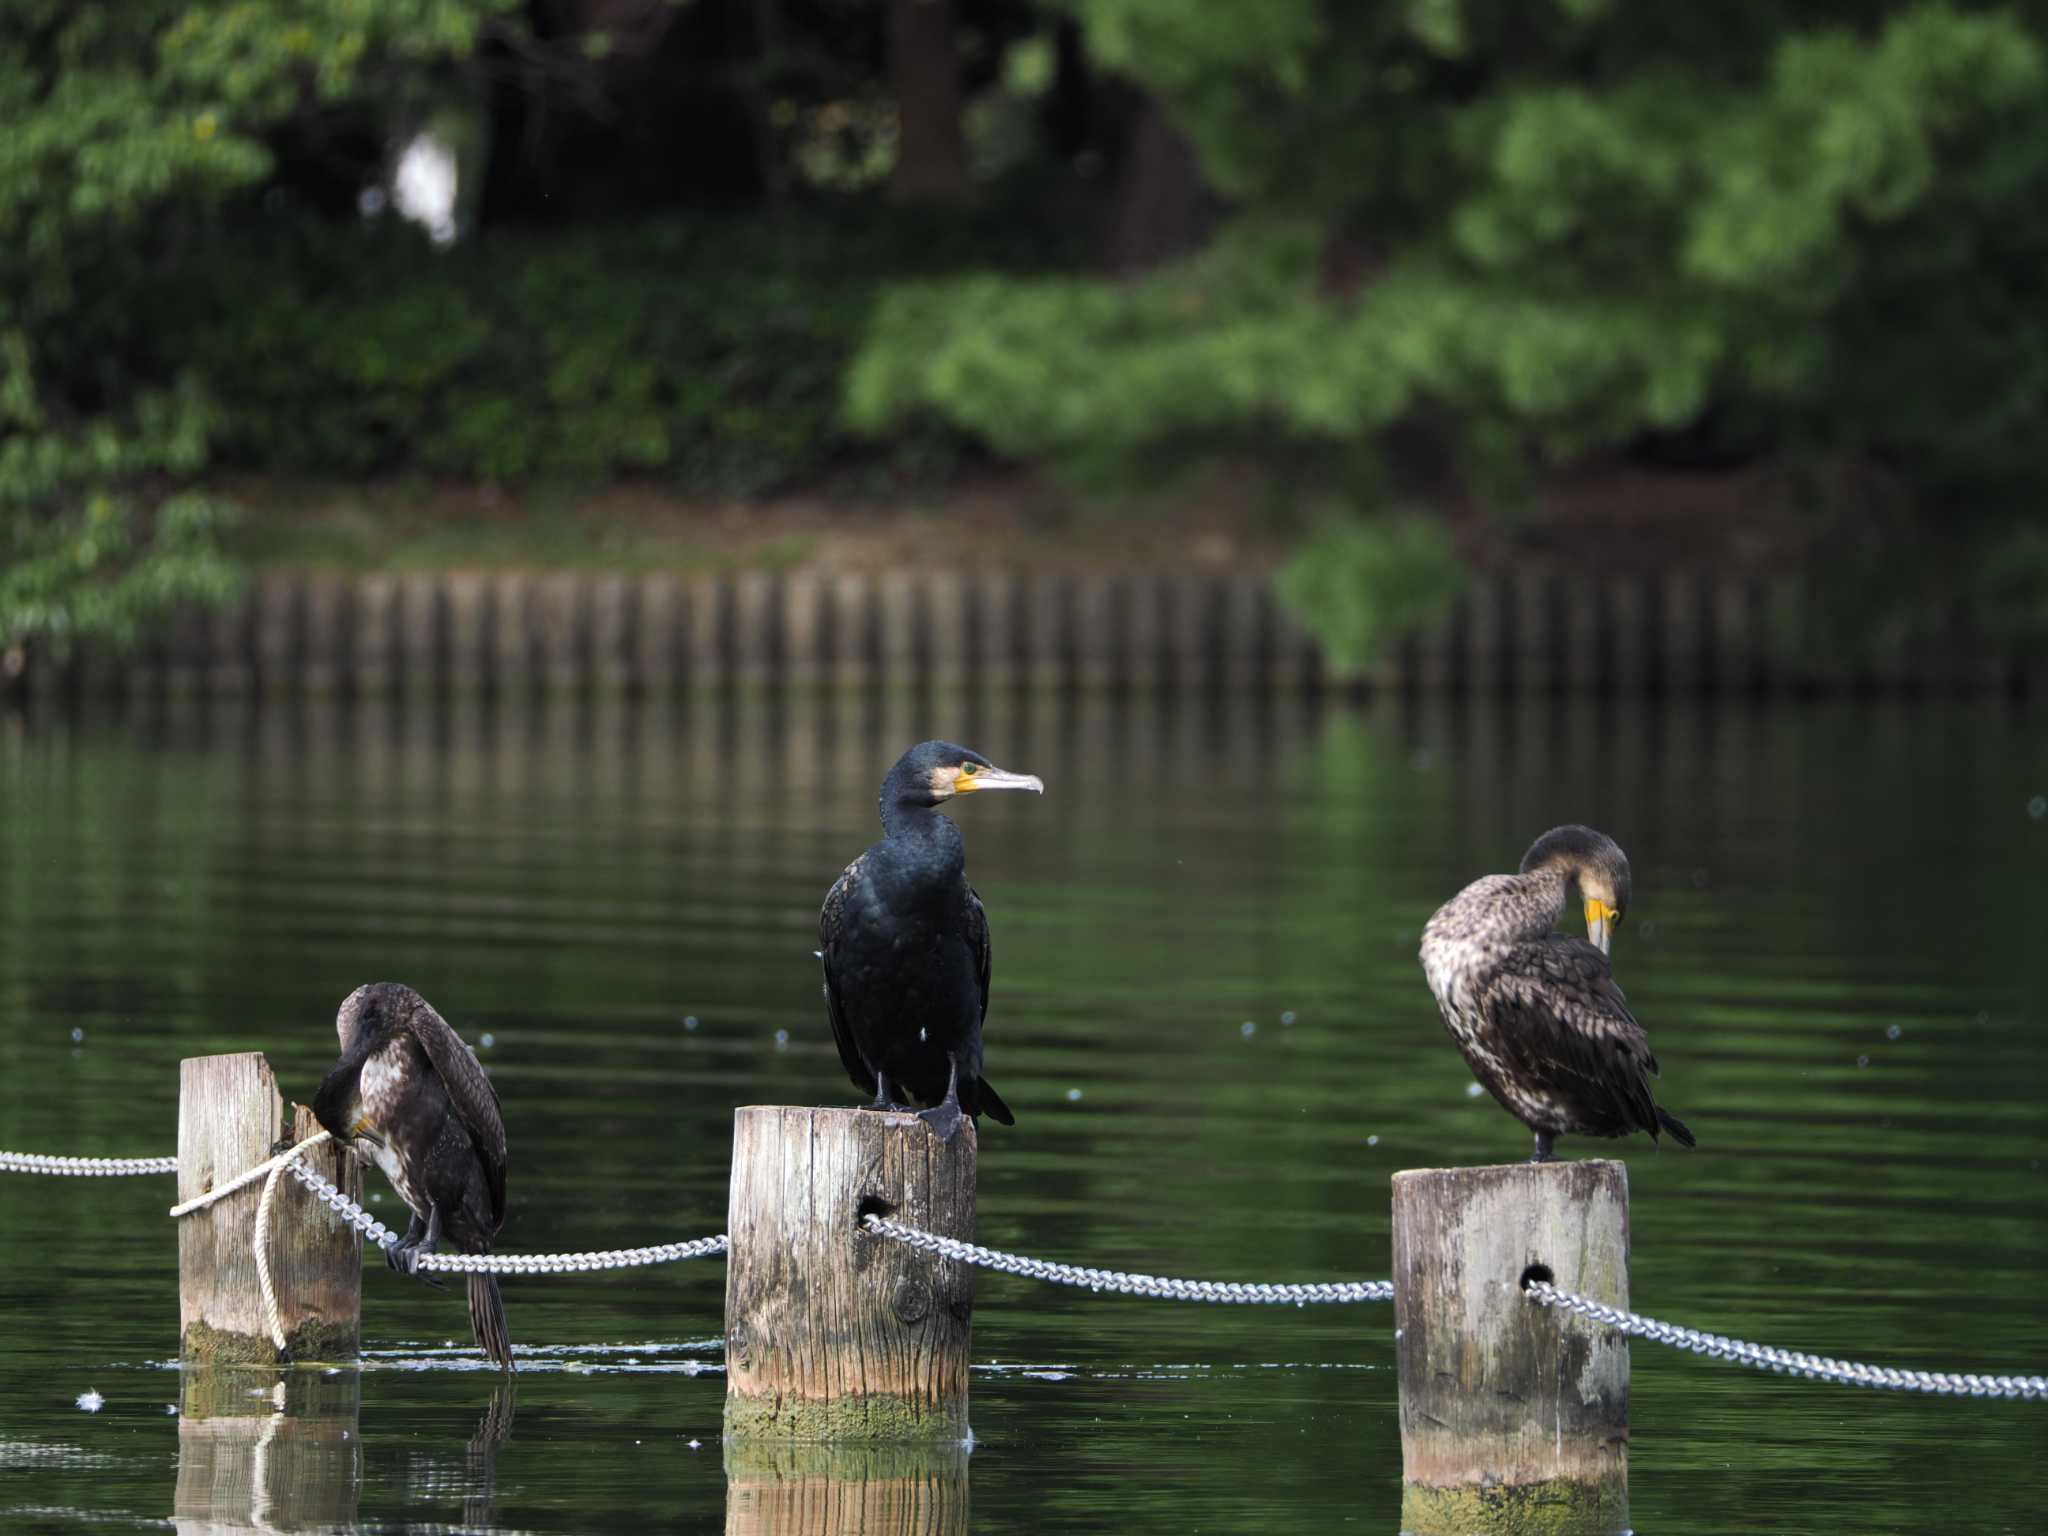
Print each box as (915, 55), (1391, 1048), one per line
(168, 1140), (321, 1218)
(252, 1131), (331, 1354)
(1, 1151), (178, 1176)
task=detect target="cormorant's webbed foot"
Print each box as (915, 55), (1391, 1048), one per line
(1529, 1132), (1556, 1164)
(917, 1098), (965, 1142)
(916, 1059), (966, 1142)
(387, 1212), (427, 1273)
(390, 1206), (447, 1288)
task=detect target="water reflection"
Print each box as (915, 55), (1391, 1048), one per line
(394, 1381), (518, 1534)
(724, 1441), (969, 1536)
(170, 1372), (516, 1535)
(173, 1369), (361, 1533)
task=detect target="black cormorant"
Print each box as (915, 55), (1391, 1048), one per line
(819, 740), (1043, 1140)
(312, 982), (513, 1369)
(1420, 825), (1696, 1163)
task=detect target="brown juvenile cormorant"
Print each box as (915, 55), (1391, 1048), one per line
(312, 982), (513, 1370)
(819, 740), (1043, 1141)
(1420, 825), (1696, 1163)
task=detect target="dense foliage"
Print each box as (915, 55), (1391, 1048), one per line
(852, 1), (2048, 653)
(158, 211), (1051, 495)
(0, 0), (517, 656)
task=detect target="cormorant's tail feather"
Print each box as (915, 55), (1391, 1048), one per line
(975, 1078), (1016, 1127)
(1655, 1106), (1697, 1148)
(469, 1272), (514, 1372)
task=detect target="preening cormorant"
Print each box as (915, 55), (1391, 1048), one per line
(312, 982), (513, 1370)
(819, 740), (1043, 1141)
(1420, 825), (1696, 1164)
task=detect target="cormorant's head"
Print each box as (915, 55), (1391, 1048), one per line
(880, 740), (1044, 823)
(336, 981), (428, 1051)
(330, 982), (431, 1148)
(1519, 825), (1631, 955)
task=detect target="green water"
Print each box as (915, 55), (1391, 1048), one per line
(1, 691), (2043, 1534)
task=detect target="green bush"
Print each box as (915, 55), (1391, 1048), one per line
(856, 5), (2048, 499)
(1274, 514), (1465, 677)
(159, 212), (1044, 497)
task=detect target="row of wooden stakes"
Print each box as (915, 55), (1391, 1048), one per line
(11, 565), (2039, 699)
(175, 1051), (1633, 1535)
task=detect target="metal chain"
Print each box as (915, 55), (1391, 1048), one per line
(1, 1151), (179, 1177)
(283, 1160), (729, 1274)
(860, 1214), (1395, 1304)
(7, 1141), (2044, 1396)
(1526, 1280), (2048, 1400)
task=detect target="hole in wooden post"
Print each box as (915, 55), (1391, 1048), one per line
(1518, 1262), (1555, 1291)
(855, 1193), (897, 1232)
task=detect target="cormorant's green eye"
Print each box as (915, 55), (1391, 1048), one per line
(960, 762), (978, 776)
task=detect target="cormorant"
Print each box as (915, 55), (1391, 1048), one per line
(1420, 825), (1696, 1164)
(312, 982), (513, 1370)
(819, 740), (1043, 1141)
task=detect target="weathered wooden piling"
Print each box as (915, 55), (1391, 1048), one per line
(724, 1441), (970, 1536)
(1392, 1161), (1630, 1536)
(724, 1106), (977, 1442)
(176, 1052), (363, 1364)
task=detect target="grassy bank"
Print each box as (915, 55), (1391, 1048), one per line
(218, 470), (1295, 577)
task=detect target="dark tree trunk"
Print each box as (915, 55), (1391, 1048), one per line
(1105, 96), (1208, 275)
(888, 0), (970, 205)
(728, 0), (786, 205)
(1044, 16), (1093, 161)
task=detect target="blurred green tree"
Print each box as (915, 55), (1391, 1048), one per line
(848, 2), (2048, 663)
(0, 0), (517, 666)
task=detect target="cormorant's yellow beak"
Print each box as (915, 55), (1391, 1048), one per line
(349, 1116), (387, 1150)
(1584, 899), (1619, 956)
(953, 765), (1045, 796)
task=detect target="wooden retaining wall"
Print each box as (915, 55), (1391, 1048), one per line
(6, 567), (2040, 698)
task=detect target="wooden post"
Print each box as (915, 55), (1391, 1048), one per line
(724, 1107), (976, 1442)
(174, 1368), (362, 1532)
(1392, 1161), (1630, 1536)
(782, 570), (825, 687)
(925, 571), (971, 690)
(447, 572), (491, 691)
(352, 573), (398, 694)
(177, 1052), (363, 1364)
(724, 1442), (969, 1536)
(635, 574), (682, 694)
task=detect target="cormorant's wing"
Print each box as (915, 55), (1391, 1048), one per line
(819, 856), (873, 1093)
(404, 1000), (509, 1224)
(1477, 936), (1662, 1137)
(965, 885), (992, 1024)
(959, 883), (1016, 1124)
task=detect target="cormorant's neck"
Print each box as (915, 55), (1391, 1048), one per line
(880, 798), (948, 840)
(311, 1024), (391, 1138)
(1513, 864), (1572, 940)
